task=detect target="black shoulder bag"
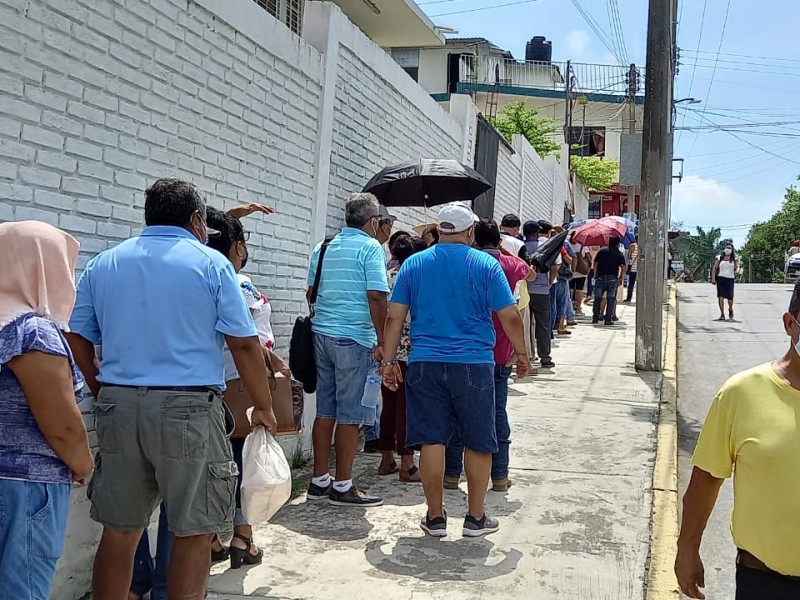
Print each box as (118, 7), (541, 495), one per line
(289, 239), (331, 394)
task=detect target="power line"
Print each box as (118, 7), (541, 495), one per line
(429, 0), (539, 17)
(682, 49), (800, 65)
(677, 0), (708, 146)
(568, 0), (626, 65)
(606, 0), (628, 65)
(686, 0), (732, 159)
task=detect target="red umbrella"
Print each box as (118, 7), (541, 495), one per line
(571, 217), (628, 248)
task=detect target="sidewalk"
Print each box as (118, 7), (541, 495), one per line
(207, 302), (661, 600)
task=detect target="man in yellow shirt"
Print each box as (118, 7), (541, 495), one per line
(675, 285), (800, 599)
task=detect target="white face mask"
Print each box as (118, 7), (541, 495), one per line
(724, 248), (733, 255)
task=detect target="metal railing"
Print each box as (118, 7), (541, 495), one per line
(458, 55), (643, 97)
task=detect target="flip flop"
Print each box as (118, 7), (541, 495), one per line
(399, 465), (422, 483)
(378, 461), (398, 476)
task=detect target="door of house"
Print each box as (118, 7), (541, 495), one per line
(473, 115), (500, 219)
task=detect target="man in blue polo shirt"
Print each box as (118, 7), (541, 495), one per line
(305, 193), (389, 507)
(66, 178), (276, 600)
(381, 202), (529, 538)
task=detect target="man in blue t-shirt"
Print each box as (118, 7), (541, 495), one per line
(381, 202), (529, 539)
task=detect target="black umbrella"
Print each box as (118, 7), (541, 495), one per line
(528, 230), (569, 272)
(362, 159), (492, 207)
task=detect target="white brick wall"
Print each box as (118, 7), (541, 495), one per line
(0, 0), (323, 344)
(493, 142), (521, 221)
(326, 44), (464, 236)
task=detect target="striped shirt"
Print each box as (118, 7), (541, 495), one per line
(307, 228), (389, 348)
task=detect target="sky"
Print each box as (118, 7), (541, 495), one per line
(417, 0), (800, 247)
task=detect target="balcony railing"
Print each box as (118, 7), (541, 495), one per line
(458, 55), (643, 98)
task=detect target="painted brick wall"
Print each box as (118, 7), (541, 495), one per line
(519, 140), (555, 222)
(0, 0), (324, 345)
(493, 142), (520, 222)
(326, 45), (464, 235)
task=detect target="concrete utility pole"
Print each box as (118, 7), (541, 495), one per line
(635, 0), (676, 371)
(563, 60), (572, 146)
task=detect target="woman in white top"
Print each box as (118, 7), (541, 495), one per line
(711, 243), (740, 321)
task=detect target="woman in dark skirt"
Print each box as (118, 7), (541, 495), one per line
(711, 243), (740, 321)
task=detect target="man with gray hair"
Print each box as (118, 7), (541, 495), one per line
(305, 192), (389, 507)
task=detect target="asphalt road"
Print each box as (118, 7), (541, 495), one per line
(676, 283), (793, 599)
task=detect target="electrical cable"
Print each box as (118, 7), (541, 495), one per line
(676, 0), (708, 146)
(685, 0), (732, 159)
(429, 0), (539, 17)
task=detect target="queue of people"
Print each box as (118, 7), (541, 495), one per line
(0, 178), (644, 598)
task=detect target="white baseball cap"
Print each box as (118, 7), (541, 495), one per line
(436, 201), (479, 234)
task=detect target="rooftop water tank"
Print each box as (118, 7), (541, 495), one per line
(525, 36), (552, 63)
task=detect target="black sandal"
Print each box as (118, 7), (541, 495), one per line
(211, 535), (229, 563)
(229, 532), (263, 569)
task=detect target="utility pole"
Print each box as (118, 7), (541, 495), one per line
(563, 61), (572, 146)
(635, 0), (676, 371)
(626, 63), (638, 216)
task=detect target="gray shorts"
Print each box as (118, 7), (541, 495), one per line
(88, 386), (238, 537)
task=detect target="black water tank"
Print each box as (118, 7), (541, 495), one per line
(525, 36), (552, 62)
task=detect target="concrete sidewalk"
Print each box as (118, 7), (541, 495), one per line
(207, 302), (661, 600)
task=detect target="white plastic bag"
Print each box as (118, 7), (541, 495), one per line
(241, 426), (292, 524)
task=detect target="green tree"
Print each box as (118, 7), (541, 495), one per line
(740, 186), (800, 283)
(570, 155), (620, 192)
(672, 226), (730, 281)
(487, 101), (561, 158)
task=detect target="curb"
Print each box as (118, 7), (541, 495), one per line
(645, 283), (680, 599)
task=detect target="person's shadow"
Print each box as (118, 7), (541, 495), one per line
(364, 536), (522, 582)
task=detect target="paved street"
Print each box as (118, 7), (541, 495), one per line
(206, 303), (660, 600)
(676, 283), (792, 599)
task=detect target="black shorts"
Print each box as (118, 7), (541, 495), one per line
(570, 277), (587, 291)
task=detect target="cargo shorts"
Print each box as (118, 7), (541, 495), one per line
(88, 386), (238, 537)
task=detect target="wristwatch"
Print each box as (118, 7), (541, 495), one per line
(380, 359), (399, 367)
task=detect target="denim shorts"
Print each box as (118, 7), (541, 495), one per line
(0, 478), (70, 599)
(405, 362), (498, 453)
(313, 333), (373, 425)
(88, 386), (238, 537)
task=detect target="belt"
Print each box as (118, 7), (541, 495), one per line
(108, 385), (222, 394)
(737, 550), (800, 581)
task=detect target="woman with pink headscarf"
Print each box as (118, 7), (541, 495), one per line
(0, 221), (93, 598)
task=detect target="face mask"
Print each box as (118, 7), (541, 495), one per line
(240, 243), (249, 270)
(793, 317), (800, 358)
(724, 248), (732, 255)
(370, 218), (379, 239)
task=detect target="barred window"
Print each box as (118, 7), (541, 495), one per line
(286, 0), (302, 34)
(252, 0), (303, 34)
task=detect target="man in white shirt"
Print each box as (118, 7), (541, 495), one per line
(500, 214), (526, 260)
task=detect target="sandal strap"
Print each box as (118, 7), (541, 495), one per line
(233, 532), (253, 549)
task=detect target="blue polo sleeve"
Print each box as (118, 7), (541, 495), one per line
(213, 261), (258, 338)
(486, 259), (516, 313)
(306, 242), (321, 287)
(363, 241), (389, 293)
(68, 259), (102, 343)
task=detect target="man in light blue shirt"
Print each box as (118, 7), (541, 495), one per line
(381, 202), (529, 539)
(66, 178), (276, 600)
(304, 193), (389, 508)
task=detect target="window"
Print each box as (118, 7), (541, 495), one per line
(568, 126), (606, 157)
(588, 201), (601, 219)
(252, 0), (303, 34)
(285, 0), (302, 34)
(391, 48), (420, 83)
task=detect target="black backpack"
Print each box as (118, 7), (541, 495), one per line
(289, 239), (331, 394)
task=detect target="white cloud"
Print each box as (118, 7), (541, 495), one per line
(671, 175), (782, 246)
(561, 30), (618, 65)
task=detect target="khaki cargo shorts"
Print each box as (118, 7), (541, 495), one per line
(88, 386), (238, 537)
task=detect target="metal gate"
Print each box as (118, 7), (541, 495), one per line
(472, 114), (500, 219)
